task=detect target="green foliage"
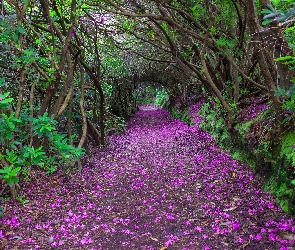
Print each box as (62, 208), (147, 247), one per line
(105, 112), (126, 136)
(191, 3), (207, 20)
(0, 196), (4, 217)
(235, 120), (253, 138)
(51, 132), (84, 166)
(280, 131), (295, 165)
(0, 84), (84, 195)
(265, 176), (293, 213)
(171, 107), (194, 125)
(0, 112), (21, 141)
(136, 85), (157, 104)
(33, 113), (57, 138)
(254, 141), (272, 158)
(198, 102), (231, 148)
(0, 166), (21, 187)
(22, 146), (46, 167)
(155, 88), (168, 106)
(0, 203), (3, 217)
(137, 98), (155, 104)
(262, 1), (295, 24)
(16, 195), (29, 205)
(232, 150), (255, 167)
(262, 1), (295, 69)
(274, 84), (295, 122)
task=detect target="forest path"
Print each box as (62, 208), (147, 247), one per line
(1, 105), (295, 249)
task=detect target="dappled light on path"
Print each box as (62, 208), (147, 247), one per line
(1, 105), (295, 249)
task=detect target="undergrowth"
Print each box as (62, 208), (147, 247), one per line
(196, 101), (295, 215)
(198, 102), (232, 149)
(171, 107), (194, 126)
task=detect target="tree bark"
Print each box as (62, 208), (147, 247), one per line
(259, 0), (294, 89)
(246, 0), (283, 120)
(78, 65), (87, 148)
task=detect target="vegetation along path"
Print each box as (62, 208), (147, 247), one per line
(1, 104), (295, 250)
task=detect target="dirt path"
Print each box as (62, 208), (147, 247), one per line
(1, 105), (295, 249)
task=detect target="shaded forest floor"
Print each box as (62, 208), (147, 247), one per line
(1, 104), (295, 250)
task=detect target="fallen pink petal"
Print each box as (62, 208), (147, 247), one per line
(1, 105), (295, 249)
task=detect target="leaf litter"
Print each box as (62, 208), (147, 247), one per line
(0, 104), (295, 250)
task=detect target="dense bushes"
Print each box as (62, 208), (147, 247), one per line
(0, 83), (84, 200)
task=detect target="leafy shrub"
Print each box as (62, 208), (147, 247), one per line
(198, 102), (231, 148)
(171, 107), (194, 126)
(0, 78), (84, 198)
(0, 166), (21, 187)
(155, 88), (169, 106)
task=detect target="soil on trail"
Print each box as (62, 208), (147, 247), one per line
(1, 104), (295, 250)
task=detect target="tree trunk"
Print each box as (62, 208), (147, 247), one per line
(260, 0), (295, 90)
(246, 0), (283, 121)
(78, 65), (87, 148)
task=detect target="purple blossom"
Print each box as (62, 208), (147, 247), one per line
(232, 222), (240, 230)
(1, 104), (295, 249)
(255, 234), (263, 241)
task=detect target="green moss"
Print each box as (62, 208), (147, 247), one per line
(280, 131), (295, 165)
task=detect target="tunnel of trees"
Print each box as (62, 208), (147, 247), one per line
(0, 0), (295, 215)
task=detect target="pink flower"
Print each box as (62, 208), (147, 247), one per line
(232, 222), (240, 230)
(202, 234), (208, 239)
(268, 233), (276, 241)
(80, 238), (88, 245)
(255, 234), (262, 241)
(164, 239), (173, 246)
(237, 237), (244, 243)
(267, 203), (275, 209)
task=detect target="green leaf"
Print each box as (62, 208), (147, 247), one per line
(271, 0), (281, 7)
(10, 167), (21, 176)
(291, 179), (295, 185)
(0, 78), (5, 86)
(0, 97), (13, 104)
(6, 131), (12, 140)
(81, 3), (90, 9)
(0, 166), (12, 174)
(264, 12), (280, 19)
(7, 176), (18, 187)
(274, 88), (286, 96)
(17, 25), (25, 34)
(262, 19), (273, 26)
(261, 8), (273, 14)
(266, 3), (276, 12)
(275, 55), (294, 61)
